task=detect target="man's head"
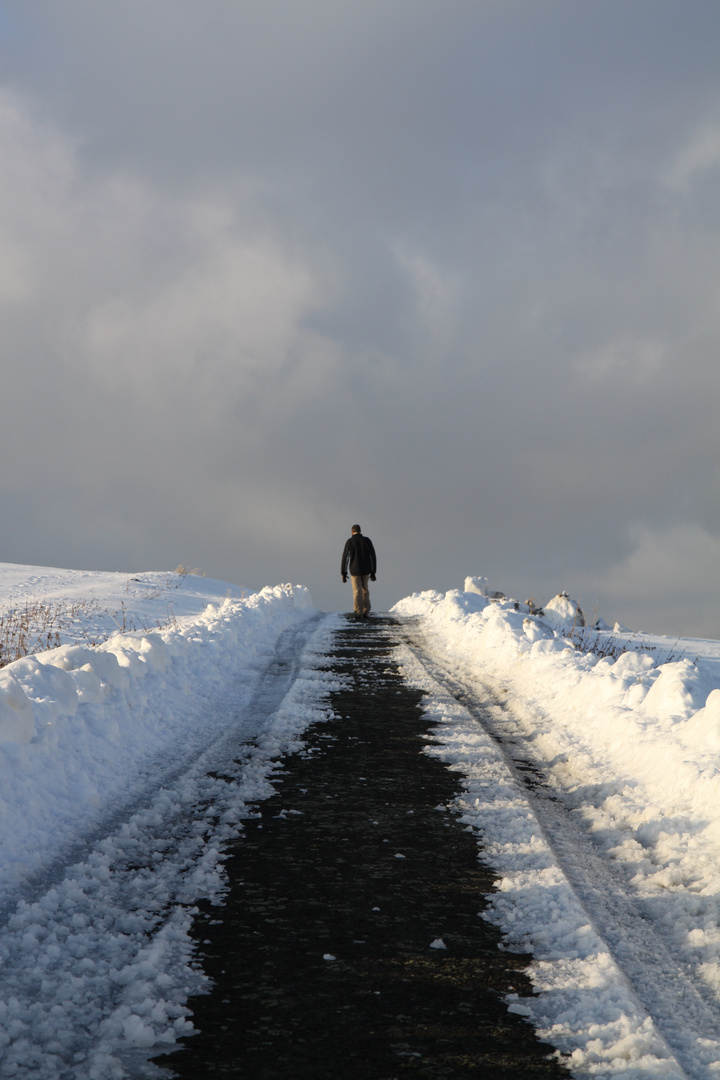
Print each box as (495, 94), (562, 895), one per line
(351, 524), (361, 534)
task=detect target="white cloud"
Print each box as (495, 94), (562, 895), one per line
(575, 338), (667, 385)
(0, 92), (75, 305)
(78, 239), (323, 389)
(0, 86), (347, 571)
(665, 122), (720, 191)
(0, 87), (338, 424)
(394, 246), (461, 347)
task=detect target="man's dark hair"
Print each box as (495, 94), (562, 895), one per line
(351, 524), (361, 533)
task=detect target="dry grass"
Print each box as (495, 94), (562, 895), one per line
(0, 598), (101, 668)
(570, 626), (691, 665)
(0, 581), (181, 669)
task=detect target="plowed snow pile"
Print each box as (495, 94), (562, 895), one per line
(0, 564), (316, 908)
(394, 580), (720, 1078)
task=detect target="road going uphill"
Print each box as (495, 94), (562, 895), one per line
(157, 615), (568, 1079)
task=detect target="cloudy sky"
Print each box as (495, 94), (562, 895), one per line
(0, 1), (718, 635)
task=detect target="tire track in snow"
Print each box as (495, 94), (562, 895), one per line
(0, 615), (338, 1079)
(0, 616), (326, 929)
(398, 626), (720, 1080)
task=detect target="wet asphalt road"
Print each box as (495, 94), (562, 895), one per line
(156, 615), (568, 1079)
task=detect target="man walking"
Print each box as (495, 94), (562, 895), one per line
(341, 524), (377, 620)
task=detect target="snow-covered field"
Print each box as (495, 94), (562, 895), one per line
(394, 579), (720, 1079)
(2, 562), (720, 1078)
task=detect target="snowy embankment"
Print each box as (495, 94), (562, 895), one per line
(393, 580), (720, 1079)
(0, 564), (317, 911)
(0, 564), (340, 1078)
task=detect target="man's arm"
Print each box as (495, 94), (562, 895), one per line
(341, 538), (351, 579)
(367, 538), (377, 577)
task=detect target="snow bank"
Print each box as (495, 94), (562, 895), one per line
(0, 581), (315, 908)
(393, 586), (720, 831)
(393, 583), (720, 1076)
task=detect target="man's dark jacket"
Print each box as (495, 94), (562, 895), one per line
(342, 533), (377, 577)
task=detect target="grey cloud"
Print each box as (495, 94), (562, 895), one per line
(0, 2), (719, 634)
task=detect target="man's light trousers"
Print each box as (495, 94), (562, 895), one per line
(351, 574), (371, 616)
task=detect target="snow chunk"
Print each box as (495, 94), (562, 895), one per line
(679, 688), (720, 752)
(642, 659), (714, 723)
(46, 644), (128, 690)
(11, 655), (80, 714)
(523, 617), (556, 645)
(543, 593), (585, 634)
(464, 576), (489, 597)
(0, 671), (35, 743)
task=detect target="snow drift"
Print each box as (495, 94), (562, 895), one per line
(393, 581), (720, 1077)
(0, 578), (315, 909)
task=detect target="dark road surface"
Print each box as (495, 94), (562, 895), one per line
(156, 615), (568, 1079)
